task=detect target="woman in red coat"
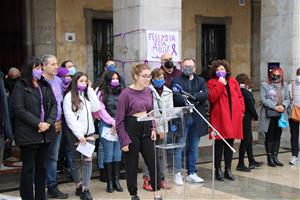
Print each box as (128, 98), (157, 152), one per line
(207, 60), (245, 181)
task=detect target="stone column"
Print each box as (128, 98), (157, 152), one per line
(260, 0), (300, 81)
(251, 0), (261, 90)
(113, 0), (182, 84)
(260, 0), (300, 147)
(25, 0), (56, 57)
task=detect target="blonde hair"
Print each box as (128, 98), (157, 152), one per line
(131, 64), (151, 81)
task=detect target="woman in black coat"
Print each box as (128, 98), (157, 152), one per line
(236, 74), (263, 172)
(11, 56), (57, 200)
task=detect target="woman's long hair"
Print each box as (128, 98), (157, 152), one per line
(65, 72), (89, 112)
(98, 71), (123, 104)
(21, 56), (41, 87)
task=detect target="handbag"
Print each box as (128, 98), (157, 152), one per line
(290, 81), (300, 122)
(266, 108), (281, 118)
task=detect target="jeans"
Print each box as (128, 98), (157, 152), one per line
(19, 143), (49, 200)
(186, 123), (201, 174)
(101, 138), (122, 163)
(174, 136), (185, 172)
(47, 132), (62, 187)
(97, 122), (105, 169)
(59, 117), (73, 170)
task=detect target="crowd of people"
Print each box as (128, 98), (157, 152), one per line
(0, 52), (299, 200)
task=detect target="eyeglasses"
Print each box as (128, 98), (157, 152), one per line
(138, 74), (152, 79)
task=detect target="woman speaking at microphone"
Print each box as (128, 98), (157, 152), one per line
(171, 58), (209, 184)
(207, 59), (245, 181)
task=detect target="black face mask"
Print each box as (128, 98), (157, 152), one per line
(272, 75), (281, 82)
(164, 60), (174, 69)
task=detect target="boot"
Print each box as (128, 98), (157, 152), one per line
(215, 167), (224, 181)
(265, 142), (276, 167)
(99, 168), (107, 182)
(224, 168), (235, 181)
(113, 162), (124, 192)
(104, 163), (114, 193)
(272, 142), (284, 166)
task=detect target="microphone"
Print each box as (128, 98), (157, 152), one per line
(172, 83), (196, 100)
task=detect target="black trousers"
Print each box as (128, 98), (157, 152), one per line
(19, 143), (49, 200)
(265, 118), (282, 144)
(289, 119), (299, 157)
(215, 139), (234, 169)
(238, 127), (255, 165)
(124, 117), (160, 196)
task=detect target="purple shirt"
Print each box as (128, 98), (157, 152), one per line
(44, 76), (63, 121)
(116, 87), (153, 147)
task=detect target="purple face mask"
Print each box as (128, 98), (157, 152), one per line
(77, 83), (87, 91)
(62, 77), (71, 85)
(216, 70), (227, 78)
(32, 69), (43, 80)
(110, 79), (120, 87)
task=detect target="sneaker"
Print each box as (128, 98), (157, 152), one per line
(174, 172), (184, 185)
(143, 177), (153, 191)
(160, 179), (171, 189)
(186, 173), (204, 183)
(47, 186), (68, 199)
(80, 189), (93, 200)
(289, 156), (298, 165)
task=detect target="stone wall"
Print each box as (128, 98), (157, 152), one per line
(55, 0), (112, 72)
(182, 0), (251, 76)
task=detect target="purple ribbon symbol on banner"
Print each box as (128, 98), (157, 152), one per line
(171, 44), (177, 56)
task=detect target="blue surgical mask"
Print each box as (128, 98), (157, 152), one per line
(69, 67), (76, 76)
(152, 79), (165, 88)
(106, 64), (116, 72)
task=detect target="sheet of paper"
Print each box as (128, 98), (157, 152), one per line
(76, 142), (95, 158)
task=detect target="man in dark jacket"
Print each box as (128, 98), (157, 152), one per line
(0, 70), (12, 168)
(171, 58), (209, 184)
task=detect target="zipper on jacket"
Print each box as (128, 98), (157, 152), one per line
(83, 96), (89, 135)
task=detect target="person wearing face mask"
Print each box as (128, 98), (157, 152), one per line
(235, 74), (263, 172)
(63, 72), (100, 200)
(142, 68), (173, 191)
(93, 71), (125, 193)
(160, 53), (182, 88)
(4, 67), (21, 95)
(61, 60), (76, 76)
(259, 67), (289, 167)
(93, 59), (126, 183)
(171, 58), (209, 184)
(56, 67), (73, 179)
(287, 68), (300, 165)
(207, 60), (245, 181)
(11, 56), (57, 200)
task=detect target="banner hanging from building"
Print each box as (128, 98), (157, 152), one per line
(146, 30), (180, 62)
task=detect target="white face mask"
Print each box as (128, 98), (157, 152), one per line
(296, 76), (300, 83)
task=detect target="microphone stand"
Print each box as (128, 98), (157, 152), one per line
(181, 95), (236, 200)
